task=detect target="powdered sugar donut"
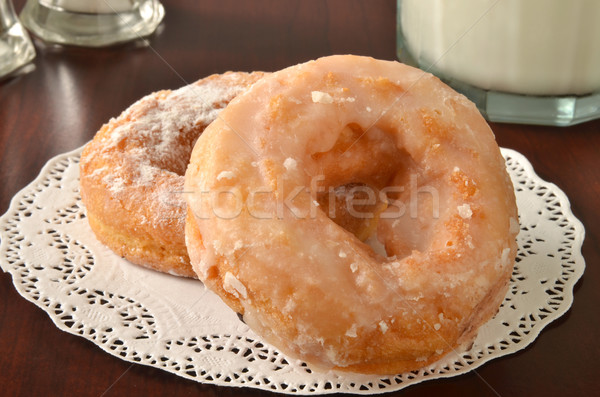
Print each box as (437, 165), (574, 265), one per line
(184, 55), (518, 373)
(80, 72), (265, 277)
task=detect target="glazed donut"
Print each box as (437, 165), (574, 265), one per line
(184, 55), (518, 374)
(80, 72), (265, 278)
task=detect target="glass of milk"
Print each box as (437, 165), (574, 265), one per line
(397, 0), (600, 126)
(19, 0), (165, 47)
(0, 0), (35, 78)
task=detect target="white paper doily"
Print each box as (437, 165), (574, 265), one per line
(0, 146), (585, 395)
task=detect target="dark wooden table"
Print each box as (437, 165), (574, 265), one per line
(1, 1), (598, 396)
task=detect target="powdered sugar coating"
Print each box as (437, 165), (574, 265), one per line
(80, 72), (265, 276)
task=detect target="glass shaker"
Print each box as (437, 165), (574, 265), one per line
(0, 0), (35, 78)
(20, 0), (164, 47)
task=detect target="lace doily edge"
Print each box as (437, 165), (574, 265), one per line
(0, 145), (587, 395)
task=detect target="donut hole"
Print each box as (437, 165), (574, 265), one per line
(308, 124), (429, 257)
(315, 183), (388, 242)
(310, 123), (403, 189)
(145, 128), (204, 177)
(308, 123), (442, 260)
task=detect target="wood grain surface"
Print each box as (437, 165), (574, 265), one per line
(1, 1), (598, 396)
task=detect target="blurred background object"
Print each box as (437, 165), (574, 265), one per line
(397, 0), (600, 126)
(0, 0), (35, 78)
(19, 0), (164, 47)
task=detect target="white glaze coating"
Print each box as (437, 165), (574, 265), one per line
(185, 55), (518, 374)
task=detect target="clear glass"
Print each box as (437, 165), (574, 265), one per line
(396, 0), (600, 126)
(19, 0), (164, 47)
(0, 0), (35, 78)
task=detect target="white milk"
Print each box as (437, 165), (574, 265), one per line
(399, 0), (600, 96)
